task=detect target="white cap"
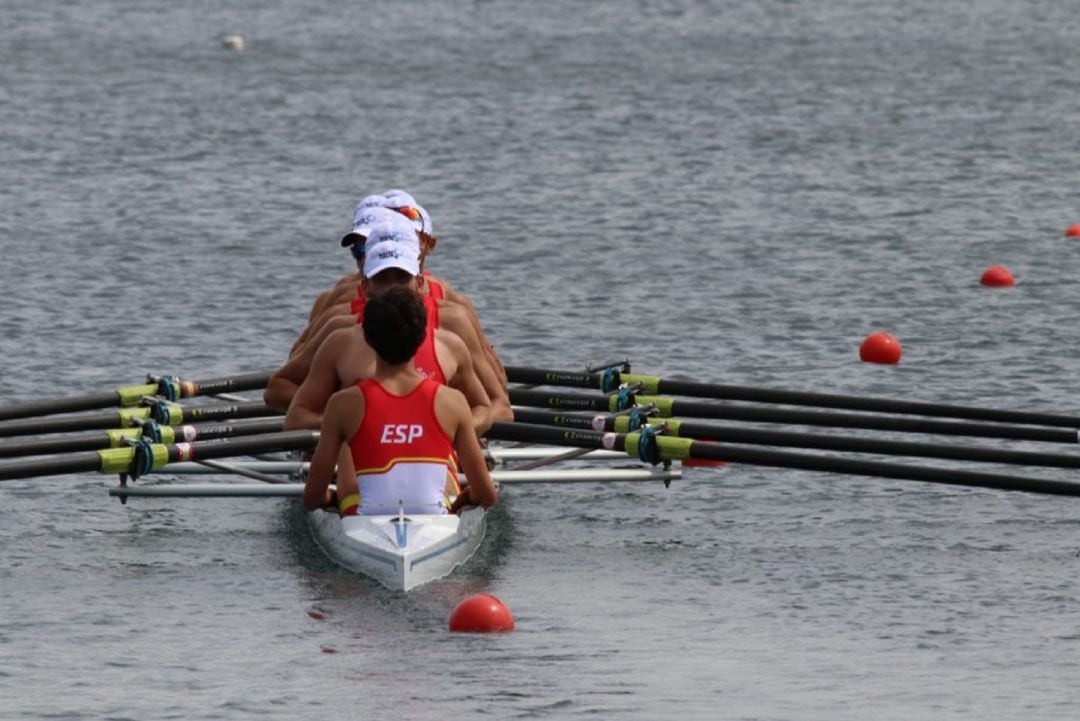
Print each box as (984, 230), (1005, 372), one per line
(382, 190), (433, 236)
(362, 224), (421, 278)
(383, 189), (417, 206)
(355, 194), (389, 214)
(341, 206), (413, 247)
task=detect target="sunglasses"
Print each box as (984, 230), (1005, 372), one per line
(350, 243), (365, 260)
(392, 206), (421, 222)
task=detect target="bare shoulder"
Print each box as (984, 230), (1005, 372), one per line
(430, 274), (457, 295)
(435, 299), (474, 333)
(434, 326), (470, 359)
(434, 382), (469, 413)
(315, 324), (360, 360)
(331, 273), (358, 289)
(327, 383), (364, 411)
(324, 384), (365, 436)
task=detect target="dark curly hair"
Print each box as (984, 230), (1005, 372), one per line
(362, 286), (428, 365)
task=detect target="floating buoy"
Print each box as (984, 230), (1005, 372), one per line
(1065, 224), (1080, 237)
(223, 35), (245, 51)
(449, 594), (515, 633)
(980, 265), (1015, 287)
(859, 332), (901, 365)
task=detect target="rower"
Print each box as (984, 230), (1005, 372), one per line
(282, 223), (498, 434)
(299, 189), (506, 380)
(286, 205), (412, 358)
(301, 285), (497, 516)
(381, 190), (507, 385)
(265, 206), (513, 423)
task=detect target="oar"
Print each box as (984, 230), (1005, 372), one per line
(0, 400), (280, 439)
(487, 421), (1080, 498)
(0, 370), (272, 422)
(507, 365), (1080, 428)
(0, 417), (285, 459)
(0, 430), (317, 482)
(508, 389), (1080, 444)
(511, 408), (1080, 470)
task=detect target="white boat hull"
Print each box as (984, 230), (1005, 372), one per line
(307, 506), (486, 592)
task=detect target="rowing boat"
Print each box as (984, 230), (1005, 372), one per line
(103, 454), (684, 591)
(308, 504), (486, 592)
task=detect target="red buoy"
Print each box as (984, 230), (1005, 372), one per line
(980, 265), (1015, 287)
(859, 332), (901, 364)
(1065, 224), (1080, 237)
(449, 594), (515, 633)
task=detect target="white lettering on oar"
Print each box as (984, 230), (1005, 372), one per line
(380, 424), (424, 444)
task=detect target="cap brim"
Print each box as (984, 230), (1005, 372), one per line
(340, 232), (363, 247)
(364, 258), (420, 278)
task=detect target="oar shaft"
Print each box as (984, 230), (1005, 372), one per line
(0, 391), (137, 422)
(0, 417), (285, 459)
(506, 366), (1080, 428)
(488, 421), (1080, 497)
(0, 430), (316, 482)
(508, 389), (1080, 444)
(511, 408), (1080, 470)
(0, 401), (280, 439)
(0, 370), (273, 422)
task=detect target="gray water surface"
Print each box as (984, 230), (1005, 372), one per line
(3, 1), (1080, 719)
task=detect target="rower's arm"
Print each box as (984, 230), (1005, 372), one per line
(439, 387), (497, 510)
(264, 355), (309, 414)
(302, 388), (354, 511)
(442, 283), (507, 385)
(290, 301), (355, 358)
(291, 309), (357, 362)
(268, 313), (356, 413)
(284, 329), (348, 430)
(443, 332), (493, 435)
(444, 307), (513, 425)
(307, 274), (358, 322)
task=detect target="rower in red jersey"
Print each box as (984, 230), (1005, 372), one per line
(265, 194), (511, 423)
(301, 286), (496, 516)
(283, 223), (496, 435)
(266, 189), (506, 409)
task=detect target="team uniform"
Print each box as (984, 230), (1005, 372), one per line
(338, 378), (461, 516)
(350, 292), (448, 384)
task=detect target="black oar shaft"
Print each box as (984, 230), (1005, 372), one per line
(0, 401), (280, 439)
(487, 421), (1080, 498)
(507, 389), (1080, 444)
(0, 392), (131, 421)
(0, 430), (316, 482)
(0, 417), (285, 459)
(506, 366), (1080, 428)
(511, 408), (1080, 470)
(0, 371), (273, 423)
